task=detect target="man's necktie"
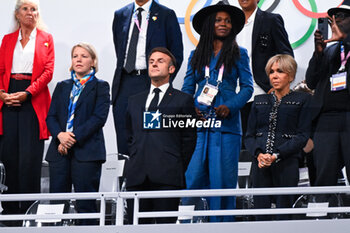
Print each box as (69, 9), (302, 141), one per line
(124, 8), (143, 73)
(149, 88), (161, 110)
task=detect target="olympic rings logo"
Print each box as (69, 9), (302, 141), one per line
(165, 0), (344, 49)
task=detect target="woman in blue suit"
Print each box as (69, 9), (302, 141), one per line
(46, 43), (110, 225)
(181, 1), (253, 222)
(245, 54), (311, 220)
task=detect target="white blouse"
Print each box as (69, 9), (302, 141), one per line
(11, 28), (37, 74)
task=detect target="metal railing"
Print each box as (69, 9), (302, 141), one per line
(0, 186), (350, 226)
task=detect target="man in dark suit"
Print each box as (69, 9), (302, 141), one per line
(125, 47), (196, 224)
(237, 0), (293, 147)
(112, 0), (183, 156)
(306, 1), (350, 187)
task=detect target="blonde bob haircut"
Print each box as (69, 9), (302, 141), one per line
(70, 42), (99, 73)
(265, 54), (297, 82)
(13, 0), (47, 32)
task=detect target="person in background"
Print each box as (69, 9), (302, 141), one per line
(245, 54), (311, 220)
(112, 0), (183, 157)
(46, 43), (110, 225)
(181, 1), (253, 222)
(305, 0), (350, 189)
(293, 81), (316, 186)
(237, 0), (294, 150)
(0, 0), (54, 224)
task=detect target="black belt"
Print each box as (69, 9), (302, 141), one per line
(123, 69), (147, 76)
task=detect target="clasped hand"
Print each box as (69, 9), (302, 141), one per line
(0, 91), (28, 106)
(195, 105), (230, 121)
(257, 153), (276, 168)
(57, 132), (76, 155)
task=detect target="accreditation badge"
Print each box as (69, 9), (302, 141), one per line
(330, 72), (347, 91)
(197, 84), (218, 106)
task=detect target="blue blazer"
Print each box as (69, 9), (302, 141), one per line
(46, 78), (110, 162)
(112, 0), (184, 104)
(245, 92), (311, 160)
(181, 48), (253, 135)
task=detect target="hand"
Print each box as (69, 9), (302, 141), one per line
(58, 144), (68, 155)
(214, 105), (230, 119)
(10, 91), (28, 103)
(57, 132), (76, 149)
(324, 15), (347, 43)
(257, 153), (274, 168)
(0, 92), (21, 106)
(303, 138), (314, 153)
(195, 107), (206, 121)
(314, 29), (326, 55)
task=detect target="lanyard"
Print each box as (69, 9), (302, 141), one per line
(339, 42), (350, 72)
(205, 64), (224, 88)
(133, 2), (152, 32)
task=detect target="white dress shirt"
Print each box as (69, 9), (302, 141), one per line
(145, 83), (169, 110)
(124, 0), (152, 70)
(236, 8), (266, 102)
(11, 28), (37, 74)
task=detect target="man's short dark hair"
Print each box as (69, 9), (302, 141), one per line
(148, 47), (177, 67)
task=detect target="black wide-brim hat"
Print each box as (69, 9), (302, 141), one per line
(192, 1), (245, 35)
(328, 0), (350, 17)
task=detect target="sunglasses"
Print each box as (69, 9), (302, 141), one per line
(334, 12), (350, 20)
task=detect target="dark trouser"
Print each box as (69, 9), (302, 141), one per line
(240, 102), (252, 150)
(252, 157), (299, 220)
(126, 177), (181, 224)
(313, 112), (350, 186)
(113, 72), (150, 155)
(0, 79), (43, 218)
(49, 155), (102, 225)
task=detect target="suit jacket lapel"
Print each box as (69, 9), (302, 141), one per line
(62, 81), (73, 119)
(122, 4), (134, 52)
(158, 86), (174, 109)
(252, 8), (263, 53)
(4, 31), (19, 90)
(146, 1), (159, 49)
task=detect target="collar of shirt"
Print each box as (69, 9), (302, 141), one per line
(18, 27), (37, 42)
(11, 28), (37, 74)
(246, 7), (258, 26)
(146, 82), (170, 109)
(135, 0), (152, 15)
(150, 82), (169, 96)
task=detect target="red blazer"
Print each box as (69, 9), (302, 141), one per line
(0, 29), (54, 139)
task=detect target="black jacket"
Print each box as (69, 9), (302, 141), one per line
(245, 92), (311, 160)
(125, 86), (197, 188)
(251, 9), (294, 92)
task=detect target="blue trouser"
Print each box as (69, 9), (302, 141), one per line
(49, 156), (102, 225)
(184, 130), (241, 222)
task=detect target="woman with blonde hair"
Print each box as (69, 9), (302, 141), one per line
(46, 43), (110, 225)
(0, 0), (54, 222)
(245, 54), (311, 220)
